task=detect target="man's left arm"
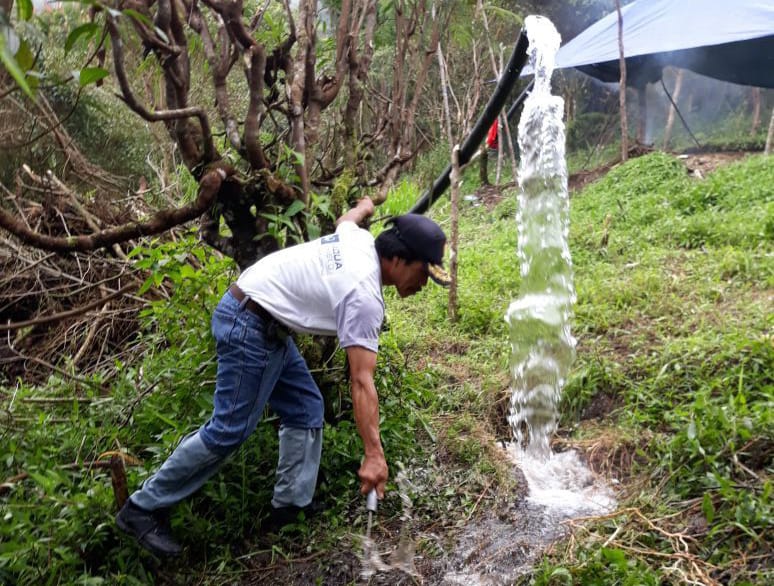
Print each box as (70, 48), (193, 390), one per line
(336, 197), (375, 227)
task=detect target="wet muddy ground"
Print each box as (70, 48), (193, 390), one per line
(237, 450), (616, 585)
(238, 472), (540, 585)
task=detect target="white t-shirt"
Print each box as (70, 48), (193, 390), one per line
(236, 221), (384, 353)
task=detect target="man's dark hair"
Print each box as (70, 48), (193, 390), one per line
(374, 228), (421, 263)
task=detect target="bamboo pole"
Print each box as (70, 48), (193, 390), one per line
(616, 0), (629, 161)
(436, 41), (458, 321)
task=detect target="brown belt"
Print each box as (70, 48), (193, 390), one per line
(229, 284), (275, 322)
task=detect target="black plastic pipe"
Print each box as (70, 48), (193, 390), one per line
(506, 79), (534, 123)
(409, 29), (531, 215)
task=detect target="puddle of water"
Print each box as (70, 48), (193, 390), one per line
(506, 444), (616, 519)
(438, 445), (616, 585)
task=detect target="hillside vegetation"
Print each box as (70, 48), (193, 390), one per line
(1, 152), (771, 584)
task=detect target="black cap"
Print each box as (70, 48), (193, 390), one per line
(389, 214), (451, 286)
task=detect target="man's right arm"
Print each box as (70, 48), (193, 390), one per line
(345, 344), (388, 498)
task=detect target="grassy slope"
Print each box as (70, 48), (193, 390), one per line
(386, 152), (772, 585)
(0, 153), (771, 584)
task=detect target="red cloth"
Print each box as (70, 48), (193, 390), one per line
(486, 120), (499, 149)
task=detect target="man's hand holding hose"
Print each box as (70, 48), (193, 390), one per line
(359, 452), (388, 499)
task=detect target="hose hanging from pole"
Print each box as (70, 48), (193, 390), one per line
(409, 29), (531, 215)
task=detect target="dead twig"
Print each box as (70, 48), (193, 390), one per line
(0, 282), (136, 332)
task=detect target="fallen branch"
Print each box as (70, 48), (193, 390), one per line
(0, 166), (233, 253)
(0, 282), (136, 332)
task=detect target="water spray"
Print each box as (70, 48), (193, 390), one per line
(506, 15), (576, 460)
(359, 469), (418, 579)
(503, 14), (615, 522)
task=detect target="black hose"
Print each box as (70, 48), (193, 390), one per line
(409, 29), (531, 215)
(506, 79), (534, 123)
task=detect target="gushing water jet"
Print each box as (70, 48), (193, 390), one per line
(507, 15), (576, 460)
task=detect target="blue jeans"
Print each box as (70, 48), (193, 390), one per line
(130, 290), (324, 511)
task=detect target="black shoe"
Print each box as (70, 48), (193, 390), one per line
(265, 502), (323, 532)
(116, 499), (182, 557)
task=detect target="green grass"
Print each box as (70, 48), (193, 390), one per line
(1, 152), (772, 584)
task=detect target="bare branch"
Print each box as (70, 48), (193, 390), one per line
(106, 13), (216, 164)
(364, 148), (422, 191)
(0, 167), (234, 253)
(245, 44), (270, 170)
(250, 0), (274, 31)
(189, 3), (242, 151)
(0, 282), (135, 332)
(313, 0), (351, 108)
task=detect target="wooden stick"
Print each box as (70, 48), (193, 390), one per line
(0, 282), (135, 332)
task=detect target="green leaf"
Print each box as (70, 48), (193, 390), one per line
(285, 200), (306, 217)
(65, 22), (100, 54)
(127, 246), (145, 259)
(122, 8), (153, 27)
(14, 38), (34, 71)
(484, 5), (523, 25)
(548, 567), (572, 585)
(0, 30), (34, 98)
(146, 406), (177, 428)
(702, 493), (715, 524)
(307, 223), (320, 240)
(138, 277), (154, 295)
(601, 547), (627, 570)
(78, 67), (109, 86)
(16, 0), (33, 21)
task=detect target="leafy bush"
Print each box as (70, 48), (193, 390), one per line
(0, 231), (442, 582)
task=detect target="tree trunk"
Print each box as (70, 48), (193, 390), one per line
(501, 112), (519, 184)
(381, 0), (443, 195)
(448, 147), (460, 322)
(663, 68), (684, 150)
(479, 145), (489, 186)
(615, 0), (628, 161)
(289, 0), (316, 201)
(478, 1), (503, 185)
(343, 1), (377, 175)
(765, 106), (774, 155)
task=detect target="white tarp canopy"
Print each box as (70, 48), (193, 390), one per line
(534, 0), (774, 88)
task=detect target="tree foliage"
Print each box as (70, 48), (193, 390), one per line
(0, 0), (475, 270)
(0, 0), (535, 382)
